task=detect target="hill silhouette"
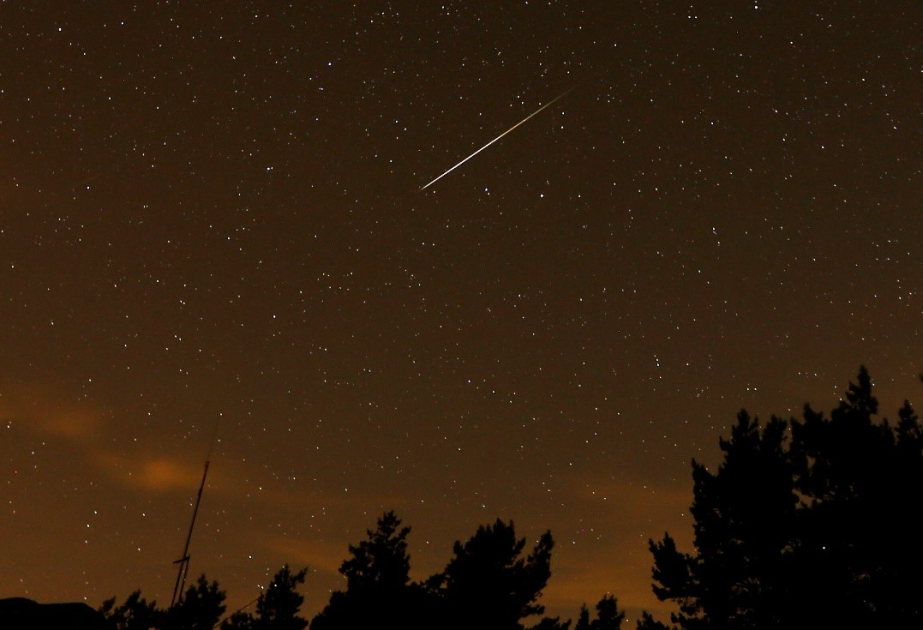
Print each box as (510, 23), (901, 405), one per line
(0, 597), (110, 630)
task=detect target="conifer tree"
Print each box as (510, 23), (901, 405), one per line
(644, 367), (923, 629)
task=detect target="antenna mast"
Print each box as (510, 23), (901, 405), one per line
(170, 460), (209, 607)
(170, 418), (220, 607)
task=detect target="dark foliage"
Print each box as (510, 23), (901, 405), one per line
(340, 510), (412, 592)
(101, 574), (226, 630)
(573, 595), (625, 630)
(164, 574), (227, 630)
(310, 513), (558, 630)
(432, 518), (555, 630)
(310, 511), (434, 630)
(222, 565), (308, 630)
(100, 590), (163, 629)
(635, 611), (672, 630)
(530, 616), (572, 630)
(645, 367), (923, 629)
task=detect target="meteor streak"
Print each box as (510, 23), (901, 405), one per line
(420, 88), (572, 191)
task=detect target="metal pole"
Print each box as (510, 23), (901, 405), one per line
(171, 460), (209, 607)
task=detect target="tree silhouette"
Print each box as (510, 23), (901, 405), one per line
(101, 578), (227, 630)
(789, 367), (923, 627)
(431, 518), (555, 630)
(100, 590), (163, 630)
(645, 367), (923, 629)
(575, 606), (591, 630)
(164, 574), (227, 630)
(635, 611), (671, 630)
(222, 565), (308, 630)
(574, 595), (624, 630)
(340, 510), (411, 591)
(530, 616), (572, 630)
(310, 511), (432, 630)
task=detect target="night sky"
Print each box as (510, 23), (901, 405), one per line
(2, 1), (922, 624)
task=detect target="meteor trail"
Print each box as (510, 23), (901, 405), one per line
(420, 88), (572, 191)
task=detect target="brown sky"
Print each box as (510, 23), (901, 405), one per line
(2, 1), (922, 625)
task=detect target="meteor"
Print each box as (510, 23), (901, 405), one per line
(420, 88), (572, 191)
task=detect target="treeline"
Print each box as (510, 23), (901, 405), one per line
(101, 516), (595, 630)
(101, 367), (923, 630)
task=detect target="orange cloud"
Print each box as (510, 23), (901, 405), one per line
(138, 457), (207, 492)
(0, 379), (105, 439)
(93, 451), (211, 494)
(43, 408), (103, 438)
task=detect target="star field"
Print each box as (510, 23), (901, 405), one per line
(2, 1), (922, 624)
